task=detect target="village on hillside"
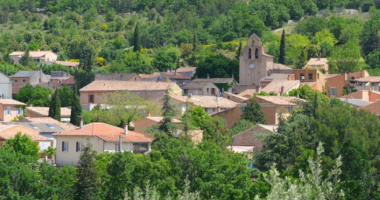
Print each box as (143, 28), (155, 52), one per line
(0, 33), (378, 167)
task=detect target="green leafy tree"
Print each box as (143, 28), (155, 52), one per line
(75, 142), (100, 200)
(328, 39), (362, 73)
(5, 132), (39, 161)
(151, 47), (181, 72)
(48, 90), (61, 121)
(194, 54), (239, 80)
(70, 85), (82, 126)
(365, 50), (380, 69)
(15, 85), (53, 106)
(278, 30), (286, 64)
(133, 23), (141, 52)
(241, 100), (266, 124)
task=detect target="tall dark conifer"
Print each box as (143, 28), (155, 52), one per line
(75, 142), (99, 200)
(48, 90), (61, 121)
(133, 23), (141, 52)
(70, 85), (82, 126)
(241, 100), (266, 124)
(279, 30), (286, 64)
(159, 89), (178, 136)
(20, 48), (30, 66)
(235, 40), (242, 60)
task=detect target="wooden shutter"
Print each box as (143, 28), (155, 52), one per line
(62, 141), (64, 151)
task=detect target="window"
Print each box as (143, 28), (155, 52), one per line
(255, 48), (259, 59)
(288, 107), (293, 112)
(207, 88), (209, 94)
(330, 87), (337, 97)
(62, 141), (68, 152)
(14, 80), (18, 83)
(10, 107), (12, 115)
(308, 73), (313, 80)
(300, 73), (305, 80)
(184, 89), (188, 95)
(248, 48), (252, 59)
(16, 107), (20, 115)
(115, 143), (120, 152)
(4, 107), (9, 115)
(76, 142), (82, 152)
(89, 94), (94, 103)
(133, 143), (149, 154)
(22, 79), (26, 83)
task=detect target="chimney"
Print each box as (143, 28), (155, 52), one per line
(288, 74), (291, 80)
(120, 74), (123, 80)
(124, 124), (128, 135)
(29, 104), (33, 107)
(256, 86), (261, 93)
(147, 112), (151, 117)
(280, 86), (284, 96)
(80, 118), (83, 129)
(207, 74), (210, 79)
(217, 106), (221, 112)
(318, 52), (321, 60)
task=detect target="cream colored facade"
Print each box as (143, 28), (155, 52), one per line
(239, 34), (274, 86)
(55, 135), (145, 166)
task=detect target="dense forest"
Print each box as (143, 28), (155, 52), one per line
(1, 0), (380, 77)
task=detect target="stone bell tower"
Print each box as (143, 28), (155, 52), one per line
(239, 33), (274, 86)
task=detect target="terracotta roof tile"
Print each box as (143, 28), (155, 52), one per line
(161, 72), (191, 80)
(26, 107), (71, 117)
(255, 96), (305, 106)
(192, 78), (234, 84)
(176, 67), (196, 72)
(0, 125), (52, 141)
(238, 89), (258, 97)
(19, 117), (77, 130)
(356, 76), (380, 82)
(0, 99), (26, 105)
(171, 95), (237, 108)
(182, 81), (215, 89)
(54, 61), (79, 67)
(145, 117), (182, 123)
(262, 80), (300, 93)
(53, 122), (152, 143)
(80, 80), (178, 92)
(273, 63), (292, 70)
(95, 73), (138, 81)
(260, 74), (293, 82)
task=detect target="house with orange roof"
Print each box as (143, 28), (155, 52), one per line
(53, 122), (152, 166)
(261, 80), (300, 95)
(176, 66), (196, 77)
(306, 58), (329, 71)
(10, 70), (50, 94)
(79, 80), (182, 107)
(326, 70), (370, 98)
(293, 69), (326, 92)
(0, 124), (53, 151)
(182, 81), (220, 96)
(223, 92), (248, 103)
(170, 94), (238, 115)
(260, 74), (295, 87)
(54, 61), (79, 69)
(19, 117), (77, 130)
(133, 116), (203, 143)
(26, 107), (71, 122)
(339, 90), (380, 117)
(0, 99), (26, 122)
(10, 51), (57, 64)
(95, 73), (142, 82)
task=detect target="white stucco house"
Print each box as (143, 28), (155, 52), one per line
(53, 122), (152, 166)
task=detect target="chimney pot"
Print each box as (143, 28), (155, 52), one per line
(80, 118), (83, 129)
(124, 124), (128, 135)
(207, 74), (210, 79)
(217, 106), (221, 112)
(147, 112), (151, 117)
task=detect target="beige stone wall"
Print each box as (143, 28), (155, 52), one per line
(212, 106), (243, 129)
(326, 74), (346, 98)
(55, 136), (104, 166)
(0, 105), (23, 122)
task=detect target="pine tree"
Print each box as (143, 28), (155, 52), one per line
(133, 23), (141, 52)
(20, 48), (30, 66)
(235, 40), (242, 60)
(70, 85), (82, 126)
(192, 33), (198, 51)
(75, 142), (100, 200)
(48, 90), (61, 121)
(278, 30), (286, 64)
(159, 89), (178, 136)
(241, 100), (266, 124)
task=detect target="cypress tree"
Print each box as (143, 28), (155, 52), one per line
(70, 85), (82, 126)
(159, 89), (178, 136)
(20, 48), (30, 66)
(48, 90), (61, 121)
(235, 40), (242, 60)
(75, 142), (100, 200)
(133, 23), (141, 52)
(241, 100), (266, 124)
(279, 30), (286, 64)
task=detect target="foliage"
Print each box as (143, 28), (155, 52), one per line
(70, 85), (82, 126)
(256, 143), (344, 200)
(133, 23), (141, 52)
(194, 54), (238, 79)
(48, 89), (61, 121)
(19, 48), (30, 66)
(75, 142), (100, 200)
(229, 119), (255, 136)
(15, 85), (53, 106)
(5, 132), (40, 161)
(241, 100), (266, 124)
(328, 39), (362, 73)
(151, 47), (181, 72)
(278, 30), (286, 64)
